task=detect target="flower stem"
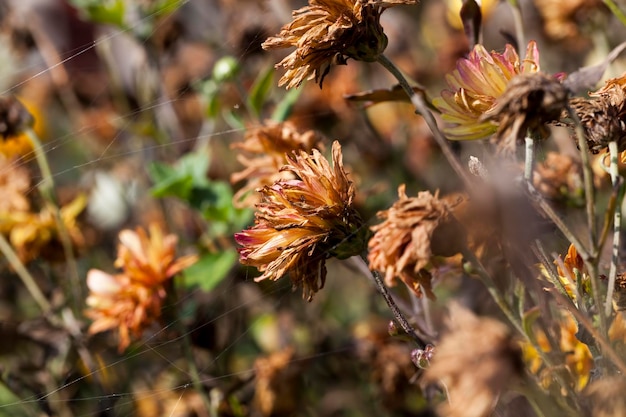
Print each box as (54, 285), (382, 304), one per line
(605, 141), (623, 317)
(0, 232), (51, 313)
(354, 255), (426, 348)
(524, 136), (535, 181)
(604, 0), (626, 27)
(25, 127), (82, 308)
(376, 54), (473, 191)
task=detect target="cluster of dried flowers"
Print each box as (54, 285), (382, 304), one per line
(85, 224), (197, 351)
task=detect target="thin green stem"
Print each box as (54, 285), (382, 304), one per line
(0, 232), (51, 313)
(604, 0), (626, 27)
(25, 127), (82, 308)
(355, 255), (426, 348)
(376, 54), (474, 191)
(605, 141), (623, 317)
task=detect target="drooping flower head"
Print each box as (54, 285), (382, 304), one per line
(433, 41), (541, 141)
(262, 0), (417, 89)
(85, 224), (197, 351)
(235, 141), (367, 301)
(368, 185), (463, 299)
(231, 120), (325, 208)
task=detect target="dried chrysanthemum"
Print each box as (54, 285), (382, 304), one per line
(522, 310), (593, 391)
(433, 41), (541, 141)
(368, 185), (463, 299)
(481, 72), (569, 152)
(532, 152), (581, 201)
(565, 73), (626, 153)
(262, 0), (417, 89)
(85, 224), (197, 351)
(0, 155), (31, 215)
(235, 141), (367, 301)
(533, 0), (605, 47)
(422, 305), (523, 417)
(231, 120), (325, 208)
(584, 376), (626, 417)
(1, 194), (86, 262)
(253, 347), (299, 416)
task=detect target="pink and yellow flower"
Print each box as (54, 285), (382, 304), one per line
(433, 41), (540, 140)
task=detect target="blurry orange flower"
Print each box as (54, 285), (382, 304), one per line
(231, 120), (325, 208)
(85, 224), (198, 352)
(263, 0), (417, 89)
(235, 141), (367, 301)
(368, 185), (461, 298)
(433, 41), (541, 140)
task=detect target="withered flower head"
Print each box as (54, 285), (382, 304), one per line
(533, 0), (605, 47)
(0, 155), (31, 215)
(532, 152), (581, 201)
(422, 304), (523, 417)
(566, 73), (626, 153)
(368, 185), (463, 299)
(262, 0), (417, 89)
(481, 72), (569, 153)
(253, 347), (299, 416)
(235, 141), (367, 301)
(433, 41), (541, 141)
(584, 376), (626, 417)
(0, 96), (34, 139)
(231, 120), (325, 208)
(85, 224), (197, 351)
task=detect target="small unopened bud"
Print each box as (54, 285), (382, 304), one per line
(411, 344), (435, 369)
(388, 320), (400, 336)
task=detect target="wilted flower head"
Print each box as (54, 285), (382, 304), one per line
(85, 224), (197, 351)
(0, 155), (31, 215)
(235, 141), (367, 301)
(422, 304), (523, 417)
(533, 152), (582, 201)
(231, 120), (325, 208)
(368, 185), (463, 299)
(566, 73), (626, 153)
(262, 0), (417, 89)
(533, 0), (605, 48)
(433, 41), (541, 141)
(481, 72), (568, 152)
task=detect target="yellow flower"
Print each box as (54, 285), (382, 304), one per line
(85, 224), (198, 352)
(263, 0), (417, 89)
(367, 185), (462, 299)
(1, 194), (86, 263)
(231, 120), (325, 208)
(235, 141), (366, 301)
(433, 41), (540, 140)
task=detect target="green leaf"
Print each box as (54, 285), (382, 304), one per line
(271, 87), (303, 122)
(70, 0), (126, 27)
(148, 161), (194, 199)
(247, 66), (275, 117)
(181, 249), (238, 292)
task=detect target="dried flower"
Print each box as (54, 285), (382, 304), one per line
(566, 73), (626, 153)
(533, 0), (605, 48)
(85, 224), (198, 351)
(433, 41), (541, 141)
(584, 376), (626, 417)
(262, 0), (417, 89)
(253, 347), (299, 416)
(1, 194), (86, 262)
(0, 155), (31, 216)
(367, 185), (463, 299)
(235, 141), (366, 301)
(422, 304), (523, 417)
(481, 72), (569, 152)
(231, 120), (325, 208)
(522, 310), (593, 391)
(533, 152), (581, 201)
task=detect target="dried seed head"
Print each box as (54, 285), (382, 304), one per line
(0, 96), (34, 139)
(481, 72), (569, 153)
